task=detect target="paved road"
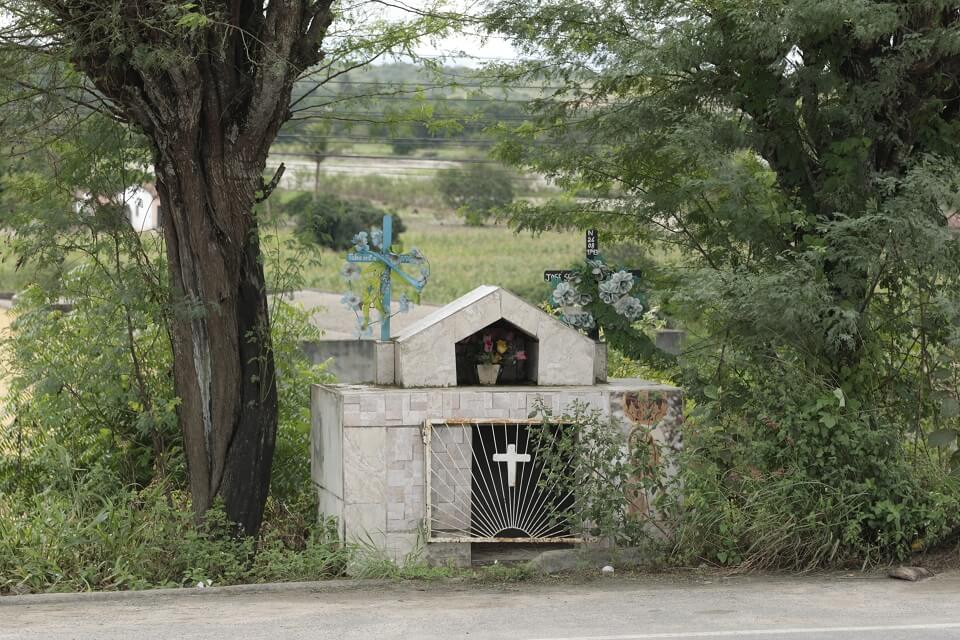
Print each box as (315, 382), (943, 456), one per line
(4, 573), (960, 640)
(268, 156), (461, 190)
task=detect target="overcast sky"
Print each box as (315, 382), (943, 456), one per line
(373, 0), (523, 66)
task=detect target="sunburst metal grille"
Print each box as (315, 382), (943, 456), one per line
(425, 419), (580, 543)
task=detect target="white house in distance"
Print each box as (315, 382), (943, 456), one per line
(74, 183), (162, 232)
(120, 184), (161, 232)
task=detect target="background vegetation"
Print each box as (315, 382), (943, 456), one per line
(6, 2), (960, 594)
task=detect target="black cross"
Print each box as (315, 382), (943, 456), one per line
(543, 230), (641, 283)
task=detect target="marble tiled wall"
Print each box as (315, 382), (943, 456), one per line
(312, 380), (683, 566)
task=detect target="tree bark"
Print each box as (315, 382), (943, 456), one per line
(41, 0), (336, 534)
(154, 147), (277, 533)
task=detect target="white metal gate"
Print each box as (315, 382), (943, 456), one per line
(424, 419), (581, 544)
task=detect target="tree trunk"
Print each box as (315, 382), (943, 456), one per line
(41, 0), (336, 535)
(154, 147), (277, 534)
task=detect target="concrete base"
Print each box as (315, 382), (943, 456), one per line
(426, 543), (472, 569)
(311, 379), (684, 565)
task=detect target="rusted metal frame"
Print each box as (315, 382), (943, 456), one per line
(430, 537), (583, 544)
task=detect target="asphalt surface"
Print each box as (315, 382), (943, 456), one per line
(4, 572), (960, 640)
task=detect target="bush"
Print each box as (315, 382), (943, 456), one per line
(269, 299), (334, 505)
(1, 264), (179, 494)
(287, 193), (405, 250)
(0, 471), (345, 593)
(528, 400), (671, 549)
(435, 163), (515, 226)
(0, 251), (336, 592)
(668, 380), (960, 570)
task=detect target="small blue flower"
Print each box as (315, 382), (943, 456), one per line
(340, 292), (361, 311)
(353, 317), (373, 339)
(352, 231), (369, 252)
(371, 229), (383, 249)
(340, 262), (361, 281)
(398, 293), (413, 313)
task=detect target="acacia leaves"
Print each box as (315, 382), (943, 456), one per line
(487, 0), (960, 563)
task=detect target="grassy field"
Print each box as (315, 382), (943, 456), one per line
(0, 239), (38, 294)
(0, 220), (583, 308)
(269, 221), (583, 305)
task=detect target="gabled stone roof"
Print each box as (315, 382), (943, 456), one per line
(393, 285), (598, 388)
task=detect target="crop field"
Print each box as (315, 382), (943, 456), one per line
(274, 221), (583, 305)
(0, 220), (584, 308)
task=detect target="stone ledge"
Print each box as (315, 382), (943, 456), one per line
(316, 378), (680, 397)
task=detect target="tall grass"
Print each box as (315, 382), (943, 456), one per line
(0, 468), (346, 593)
(285, 221), (583, 305)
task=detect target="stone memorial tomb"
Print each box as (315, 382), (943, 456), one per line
(311, 285), (683, 565)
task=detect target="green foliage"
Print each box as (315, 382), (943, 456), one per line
(269, 299), (335, 504)
(672, 394), (960, 569)
(1, 266), (178, 493)
(288, 192), (406, 251)
(489, 0), (960, 565)
(0, 283), (337, 592)
(528, 401), (669, 548)
(606, 347), (674, 385)
(0, 110), (175, 492)
(0, 473), (345, 594)
(435, 163), (515, 225)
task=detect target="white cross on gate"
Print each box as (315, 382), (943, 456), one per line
(492, 443), (531, 488)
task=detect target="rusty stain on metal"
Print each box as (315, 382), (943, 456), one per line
(438, 418), (544, 426)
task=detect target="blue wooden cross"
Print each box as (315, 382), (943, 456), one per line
(346, 214), (428, 341)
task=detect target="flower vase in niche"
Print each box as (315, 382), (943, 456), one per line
(473, 331), (527, 386)
(476, 363), (501, 385)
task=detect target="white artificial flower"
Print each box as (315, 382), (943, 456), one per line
(341, 292), (362, 311)
(340, 262), (361, 281)
(352, 231), (369, 252)
(609, 270), (634, 293)
(614, 295), (644, 321)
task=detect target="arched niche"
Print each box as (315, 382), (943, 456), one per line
(455, 319), (539, 386)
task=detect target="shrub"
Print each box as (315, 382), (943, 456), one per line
(269, 299), (334, 506)
(287, 193), (405, 250)
(435, 163), (515, 226)
(1, 264), (179, 494)
(528, 400), (671, 548)
(668, 381), (960, 570)
(0, 472), (345, 593)
(0, 253), (336, 592)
